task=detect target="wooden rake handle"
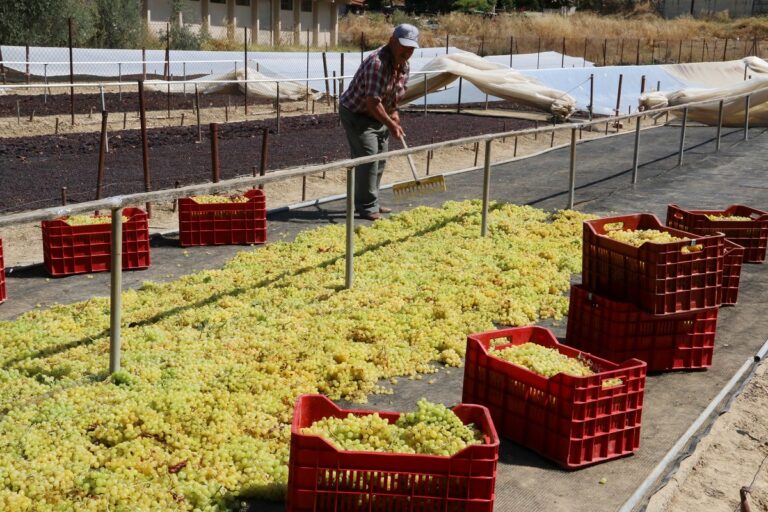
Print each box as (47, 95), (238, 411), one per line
(400, 137), (420, 182)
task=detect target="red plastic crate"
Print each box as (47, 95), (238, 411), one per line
(0, 239), (6, 304)
(566, 284), (718, 372)
(462, 326), (646, 469)
(722, 240), (744, 306)
(582, 213), (725, 315)
(666, 204), (768, 263)
(178, 189), (267, 247)
(41, 208), (151, 277)
(287, 394), (499, 512)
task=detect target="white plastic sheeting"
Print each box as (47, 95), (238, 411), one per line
(639, 57), (768, 126)
(143, 66), (323, 101)
(402, 52), (577, 119)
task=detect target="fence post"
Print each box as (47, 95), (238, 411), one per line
(345, 167), (355, 289)
(245, 26), (249, 115)
(636, 38), (640, 65)
(744, 94), (751, 141)
(195, 83), (202, 143)
(456, 77), (462, 113)
(632, 113), (641, 184)
(677, 107), (688, 167)
(259, 127), (269, 188)
(69, 18), (75, 125)
(423, 72), (428, 115)
(715, 99), (724, 152)
(276, 81), (281, 134)
(138, 80), (152, 217)
(568, 128), (577, 209)
(480, 140), (492, 237)
(97, 111), (109, 199)
(109, 206), (123, 374)
(210, 123), (220, 183)
(589, 74), (594, 121)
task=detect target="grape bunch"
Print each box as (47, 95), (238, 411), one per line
(191, 195), (249, 204)
(303, 399), (482, 456)
(705, 214), (752, 221)
(491, 342), (594, 378)
(63, 214), (129, 226)
(605, 228), (688, 247)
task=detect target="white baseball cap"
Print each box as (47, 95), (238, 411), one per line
(393, 24), (419, 49)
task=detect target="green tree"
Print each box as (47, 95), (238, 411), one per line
(90, 0), (143, 48)
(0, 0), (95, 46)
(453, 0), (495, 11)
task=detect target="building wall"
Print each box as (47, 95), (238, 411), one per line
(145, 0), (340, 46)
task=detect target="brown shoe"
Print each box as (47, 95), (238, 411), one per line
(379, 207), (393, 214)
(359, 212), (381, 221)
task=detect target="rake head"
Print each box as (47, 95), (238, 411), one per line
(392, 175), (447, 198)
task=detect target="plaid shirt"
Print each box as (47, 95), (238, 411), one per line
(340, 45), (409, 116)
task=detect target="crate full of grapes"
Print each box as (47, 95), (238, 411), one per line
(0, 239), (6, 304)
(287, 394), (499, 512)
(582, 213), (725, 315)
(178, 189), (267, 247)
(462, 326), (646, 469)
(566, 284), (718, 372)
(666, 203), (768, 263)
(41, 208), (150, 277)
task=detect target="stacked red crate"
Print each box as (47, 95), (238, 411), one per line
(567, 284), (718, 371)
(287, 394), (499, 512)
(582, 214), (725, 315)
(666, 204), (767, 263)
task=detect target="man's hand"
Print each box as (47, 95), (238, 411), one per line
(366, 96), (404, 139)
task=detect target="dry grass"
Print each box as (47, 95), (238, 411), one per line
(339, 10), (768, 63)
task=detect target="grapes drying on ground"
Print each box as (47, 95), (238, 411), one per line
(302, 399), (482, 456)
(0, 200), (592, 510)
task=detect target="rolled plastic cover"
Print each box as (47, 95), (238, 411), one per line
(402, 51), (577, 120)
(639, 57), (768, 127)
(144, 65), (322, 101)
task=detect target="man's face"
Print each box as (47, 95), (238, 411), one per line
(390, 38), (415, 67)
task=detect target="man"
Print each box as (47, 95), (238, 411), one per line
(339, 24), (419, 221)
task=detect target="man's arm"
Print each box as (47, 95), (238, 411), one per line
(365, 96), (404, 140)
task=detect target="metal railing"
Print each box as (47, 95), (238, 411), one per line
(0, 87), (758, 372)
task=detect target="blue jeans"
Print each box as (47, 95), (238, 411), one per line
(340, 106), (390, 215)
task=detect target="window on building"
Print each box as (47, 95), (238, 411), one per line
(280, 0), (292, 10)
(236, 0), (250, 5)
(301, 0), (312, 11)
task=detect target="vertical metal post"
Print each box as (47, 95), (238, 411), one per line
(715, 99), (724, 152)
(245, 27), (250, 115)
(510, 36), (514, 67)
(345, 167), (355, 289)
(744, 95), (751, 141)
(181, 62), (185, 96)
(615, 74), (623, 118)
(537, 37), (541, 69)
(44, 64), (48, 103)
(568, 128), (577, 209)
(97, 111), (109, 198)
(195, 83), (202, 143)
(68, 18), (75, 126)
(138, 80), (152, 216)
(109, 206), (123, 374)
(677, 107), (688, 167)
(210, 123), (220, 182)
(632, 113), (641, 184)
(588, 74), (594, 121)
(456, 77), (462, 113)
(423, 73), (428, 115)
(480, 140), (492, 237)
(276, 81), (281, 134)
(640, 75), (646, 94)
(259, 127), (269, 189)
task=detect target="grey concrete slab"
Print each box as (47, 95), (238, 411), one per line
(0, 123), (766, 512)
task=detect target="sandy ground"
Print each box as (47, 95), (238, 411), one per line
(1, 98), (764, 512)
(647, 361), (768, 512)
